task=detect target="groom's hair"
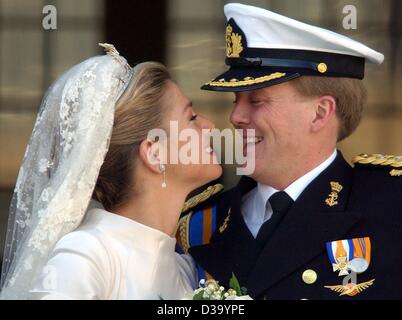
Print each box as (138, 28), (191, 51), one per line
(290, 76), (367, 142)
(93, 62), (170, 211)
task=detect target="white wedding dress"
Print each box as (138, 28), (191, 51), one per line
(30, 200), (196, 300)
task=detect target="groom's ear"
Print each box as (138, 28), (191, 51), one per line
(138, 139), (163, 174)
(310, 95), (337, 133)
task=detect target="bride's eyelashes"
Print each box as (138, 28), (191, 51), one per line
(190, 114), (198, 121)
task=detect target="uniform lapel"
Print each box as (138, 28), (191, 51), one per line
(246, 152), (361, 297)
(189, 177), (261, 287)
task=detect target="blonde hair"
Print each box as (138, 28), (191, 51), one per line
(290, 76), (367, 141)
(93, 62), (170, 211)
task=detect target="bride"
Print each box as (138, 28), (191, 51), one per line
(0, 44), (222, 299)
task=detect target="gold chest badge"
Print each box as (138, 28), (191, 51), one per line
(325, 279), (375, 296)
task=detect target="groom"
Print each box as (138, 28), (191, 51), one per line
(176, 3), (402, 299)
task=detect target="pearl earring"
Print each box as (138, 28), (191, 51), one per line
(159, 164), (166, 188)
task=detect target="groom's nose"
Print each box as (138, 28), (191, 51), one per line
(230, 98), (252, 128)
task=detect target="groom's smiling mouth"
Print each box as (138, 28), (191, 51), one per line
(242, 134), (264, 156)
(244, 136), (264, 145)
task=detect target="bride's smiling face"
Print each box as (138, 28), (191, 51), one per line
(161, 81), (222, 189)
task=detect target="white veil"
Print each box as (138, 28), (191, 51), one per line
(0, 44), (133, 299)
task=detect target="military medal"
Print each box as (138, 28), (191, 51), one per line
(326, 237), (371, 275)
(326, 239), (353, 276)
(325, 237), (373, 297)
(348, 257), (369, 274)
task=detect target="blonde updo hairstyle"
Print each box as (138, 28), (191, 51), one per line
(93, 62), (170, 211)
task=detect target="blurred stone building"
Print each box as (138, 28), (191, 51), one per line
(0, 0), (401, 263)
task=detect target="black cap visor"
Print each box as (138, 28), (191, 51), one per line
(201, 66), (301, 92)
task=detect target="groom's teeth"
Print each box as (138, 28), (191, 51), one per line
(245, 136), (263, 144)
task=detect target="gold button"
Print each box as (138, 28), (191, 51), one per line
(317, 62), (327, 73)
(302, 269), (317, 284)
(230, 78), (238, 82)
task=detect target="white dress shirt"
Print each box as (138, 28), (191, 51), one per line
(31, 200), (196, 300)
(241, 150), (337, 238)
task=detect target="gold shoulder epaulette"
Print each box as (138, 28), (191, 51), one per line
(352, 153), (402, 177)
(182, 183), (224, 213)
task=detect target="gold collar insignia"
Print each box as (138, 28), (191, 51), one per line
(325, 181), (343, 207)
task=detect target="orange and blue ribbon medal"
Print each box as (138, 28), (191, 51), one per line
(326, 237), (371, 276)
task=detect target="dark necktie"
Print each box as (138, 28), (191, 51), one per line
(256, 191), (294, 247)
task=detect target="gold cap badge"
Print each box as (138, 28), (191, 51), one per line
(226, 24), (243, 58)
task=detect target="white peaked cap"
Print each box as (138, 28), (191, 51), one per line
(202, 3), (384, 92)
(224, 3), (384, 64)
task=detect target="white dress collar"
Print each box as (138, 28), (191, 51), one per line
(84, 200), (176, 248)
